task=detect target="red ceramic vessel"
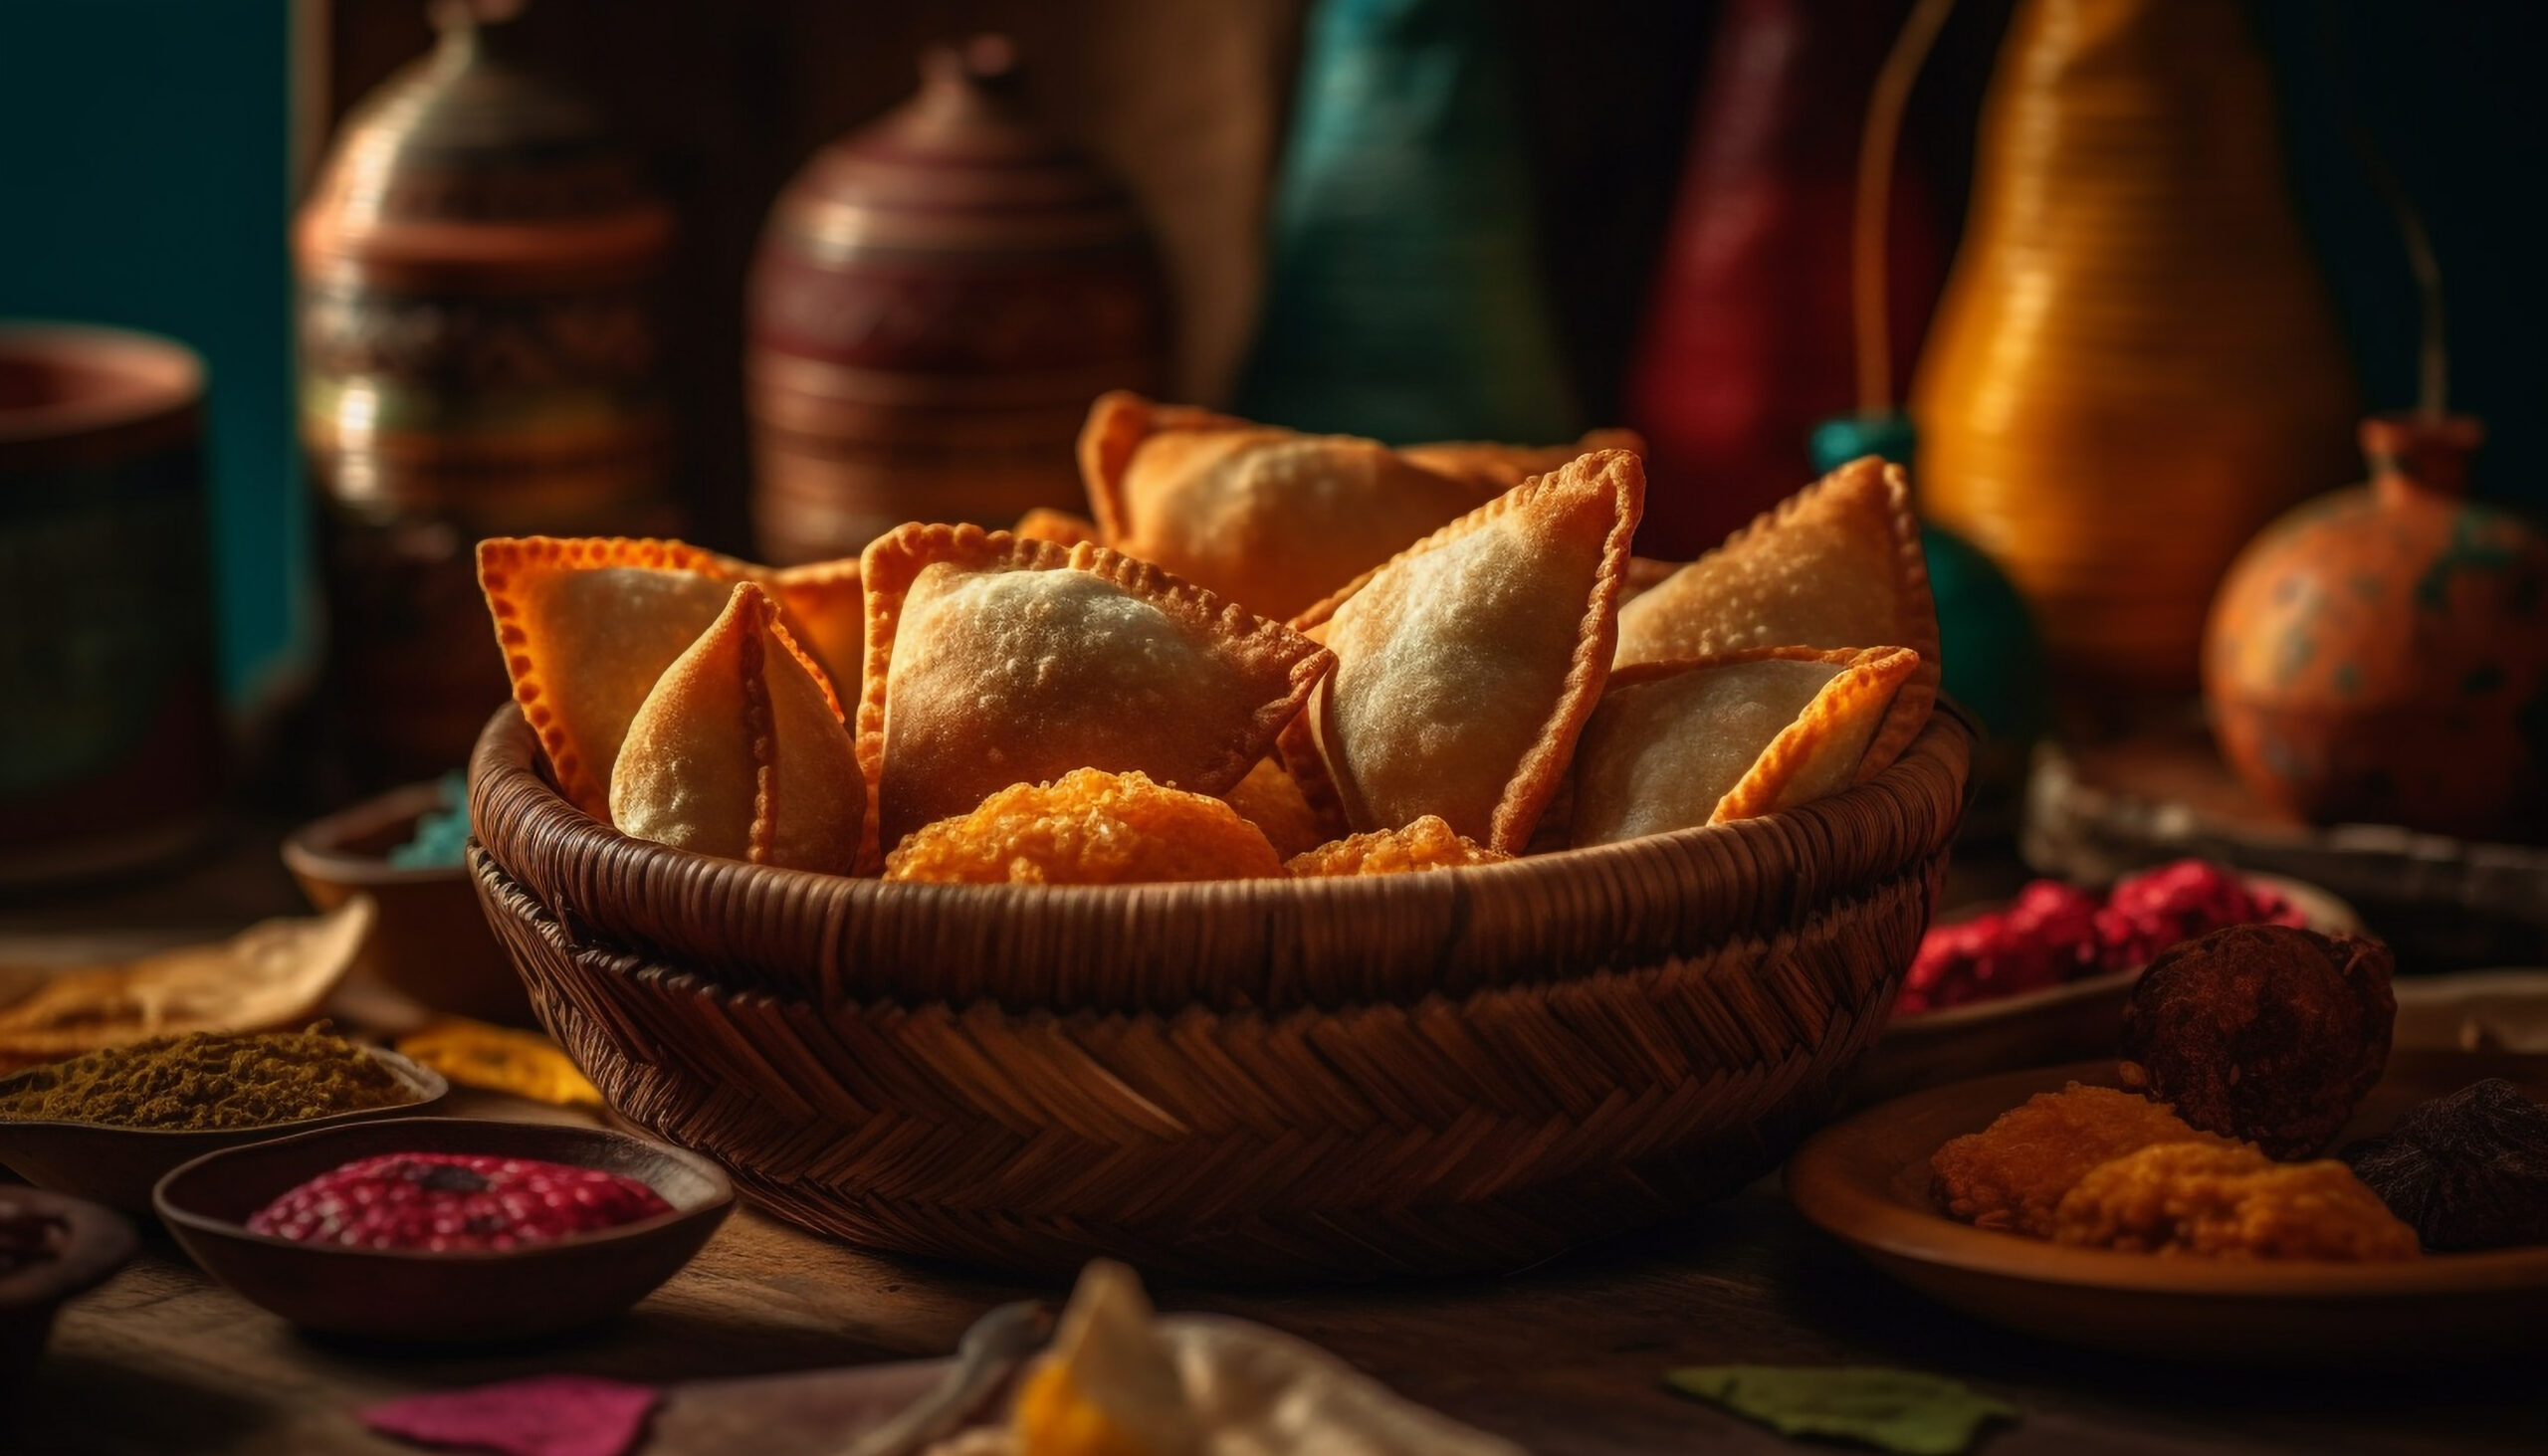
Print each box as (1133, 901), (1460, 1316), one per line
(746, 37), (1170, 564)
(1624, 0), (1943, 560)
(2205, 414), (2548, 841)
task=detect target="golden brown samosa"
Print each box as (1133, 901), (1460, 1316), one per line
(1283, 450), (1643, 852)
(608, 582), (864, 873)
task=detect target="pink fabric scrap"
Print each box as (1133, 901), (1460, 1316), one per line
(360, 1374), (661, 1456)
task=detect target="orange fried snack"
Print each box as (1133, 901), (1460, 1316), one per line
(477, 535), (755, 815)
(882, 768), (1284, 886)
(1283, 450), (1643, 853)
(1221, 757), (1337, 861)
(1614, 457), (1938, 781)
(1931, 1084), (2235, 1237)
(1286, 816), (1511, 877)
(1569, 647), (1921, 845)
(2052, 1143), (2420, 1260)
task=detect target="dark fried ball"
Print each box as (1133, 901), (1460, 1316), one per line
(2116, 925), (2394, 1159)
(2343, 1080), (2548, 1252)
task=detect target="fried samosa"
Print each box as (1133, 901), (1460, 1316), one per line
(1284, 450), (1642, 852)
(1569, 646), (1921, 845)
(1613, 457), (1939, 778)
(858, 524), (1333, 864)
(478, 536), (758, 815)
(608, 582), (864, 874)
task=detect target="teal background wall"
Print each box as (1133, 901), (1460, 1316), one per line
(0, 1), (306, 711)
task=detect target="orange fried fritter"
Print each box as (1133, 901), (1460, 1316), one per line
(883, 768), (1283, 886)
(2052, 1143), (2420, 1260)
(1221, 757), (1337, 861)
(1931, 1084), (2233, 1237)
(1286, 815), (1513, 878)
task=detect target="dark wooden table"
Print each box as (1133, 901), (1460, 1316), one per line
(7, 823), (2543, 1455)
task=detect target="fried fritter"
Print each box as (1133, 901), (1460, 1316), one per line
(883, 769), (1283, 886)
(1931, 1084), (2233, 1237)
(2118, 925), (2395, 1158)
(1285, 816), (1513, 878)
(2052, 1142), (2420, 1260)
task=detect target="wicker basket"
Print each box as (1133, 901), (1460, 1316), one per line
(467, 705), (1972, 1279)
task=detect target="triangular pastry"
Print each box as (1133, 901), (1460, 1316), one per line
(1397, 427), (1646, 494)
(1570, 646), (1922, 845)
(858, 524), (1333, 864)
(1611, 456), (1939, 779)
(608, 582), (864, 874)
(1078, 392), (1488, 622)
(1014, 507), (1102, 546)
(768, 557), (864, 697)
(477, 536), (760, 815)
(1283, 450), (1643, 852)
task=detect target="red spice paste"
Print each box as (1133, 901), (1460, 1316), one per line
(246, 1152), (673, 1251)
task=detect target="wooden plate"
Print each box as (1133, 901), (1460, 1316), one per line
(1787, 1054), (2548, 1366)
(0, 1048), (448, 1214)
(154, 1116), (733, 1343)
(1854, 873), (2358, 1104)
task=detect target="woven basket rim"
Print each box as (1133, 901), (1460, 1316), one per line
(469, 703), (1972, 1013)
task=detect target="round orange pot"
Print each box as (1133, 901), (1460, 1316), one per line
(2205, 414), (2548, 841)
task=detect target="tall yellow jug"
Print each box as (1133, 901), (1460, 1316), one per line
(1911, 0), (2356, 697)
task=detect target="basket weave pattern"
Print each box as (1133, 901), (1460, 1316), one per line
(469, 707), (1970, 1277)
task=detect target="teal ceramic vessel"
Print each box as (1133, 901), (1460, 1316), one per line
(1233, 0), (1576, 443)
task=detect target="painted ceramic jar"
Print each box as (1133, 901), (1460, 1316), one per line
(747, 37), (1168, 564)
(1911, 0), (2357, 697)
(0, 324), (223, 883)
(2206, 414), (2548, 841)
(296, 4), (673, 785)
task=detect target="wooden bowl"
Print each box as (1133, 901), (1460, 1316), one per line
(0, 1049), (448, 1214)
(0, 1188), (136, 1412)
(153, 1117), (733, 1343)
(1787, 1054), (2548, 1366)
(283, 779), (534, 1026)
(1853, 872), (2360, 1105)
(466, 702), (1973, 1279)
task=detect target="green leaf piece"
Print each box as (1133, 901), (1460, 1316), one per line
(1663, 1365), (2017, 1456)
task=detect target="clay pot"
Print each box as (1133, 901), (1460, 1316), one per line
(746, 37), (1169, 564)
(1627, 0), (1945, 559)
(2206, 414), (2548, 841)
(297, 2), (674, 786)
(1911, 0), (2358, 698)
(0, 324), (224, 884)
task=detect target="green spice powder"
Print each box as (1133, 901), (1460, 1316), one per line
(0, 1030), (412, 1130)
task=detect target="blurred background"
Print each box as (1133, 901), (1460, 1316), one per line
(2, 0), (2543, 958)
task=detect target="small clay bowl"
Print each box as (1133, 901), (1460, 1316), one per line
(284, 779), (534, 1026)
(0, 1049), (449, 1214)
(0, 1187), (137, 1411)
(154, 1117), (733, 1343)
